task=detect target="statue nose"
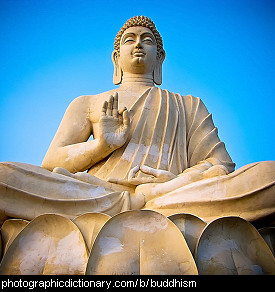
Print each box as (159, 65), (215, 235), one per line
(135, 38), (142, 49)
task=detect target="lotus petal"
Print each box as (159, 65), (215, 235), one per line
(195, 216), (275, 275)
(1, 219), (29, 256)
(86, 210), (198, 275)
(258, 227), (275, 256)
(73, 212), (110, 251)
(0, 214), (88, 275)
(168, 213), (206, 256)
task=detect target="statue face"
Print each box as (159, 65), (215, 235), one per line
(118, 26), (158, 75)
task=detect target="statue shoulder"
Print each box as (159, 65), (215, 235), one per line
(66, 89), (119, 122)
(177, 93), (203, 105)
(162, 89), (208, 112)
(67, 89), (117, 110)
(177, 93), (209, 115)
(79, 89), (118, 104)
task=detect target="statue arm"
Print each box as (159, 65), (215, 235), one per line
(42, 94), (130, 173)
(130, 159), (230, 209)
(42, 96), (111, 173)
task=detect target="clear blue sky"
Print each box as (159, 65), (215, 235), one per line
(0, 0), (274, 170)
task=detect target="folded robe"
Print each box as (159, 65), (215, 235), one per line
(88, 87), (235, 180)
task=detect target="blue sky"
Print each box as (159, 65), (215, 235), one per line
(0, 0), (274, 170)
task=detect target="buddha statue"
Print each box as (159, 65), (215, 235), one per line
(0, 15), (274, 226)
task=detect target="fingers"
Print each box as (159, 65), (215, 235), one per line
(113, 92), (118, 118)
(109, 164), (160, 187)
(140, 165), (177, 181)
(118, 106), (127, 115)
(107, 95), (113, 116)
(101, 101), (108, 116)
(129, 177), (156, 185)
(140, 165), (159, 177)
(118, 106), (127, 124)
(104, 93), (117, 116)
(126, 165), (159, 185)
(107, 178), (135, 187)
(102, 93), (127, 120)
(122, 109), (129, 127)
(107, 177), (155, 186)
(128, 165), (140, 180)
(107, 178), (118, 184)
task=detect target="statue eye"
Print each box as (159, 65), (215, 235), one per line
(124, 37), (135, 44)
(143, 37), (154, 44)
(143, 38), (153, 43)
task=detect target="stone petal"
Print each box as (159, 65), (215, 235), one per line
(195, 216), (275, 275)
(0, 214), (88, 275)
(86, 210), (198, 275)
(73, 212), (110, 251)
(168, 213), (206, 256)
(1, 219), (29, 256)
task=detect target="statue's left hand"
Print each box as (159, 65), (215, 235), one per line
(130, 163), (230, 207)
(108, 165), (176, 187)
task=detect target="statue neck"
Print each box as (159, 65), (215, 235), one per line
(120, 73), (154, 87)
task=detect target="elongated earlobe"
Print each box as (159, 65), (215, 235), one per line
(112, 50), (122, 85)
(153, 51), (165, 85)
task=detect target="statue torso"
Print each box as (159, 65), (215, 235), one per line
(86, 84), (155, 140)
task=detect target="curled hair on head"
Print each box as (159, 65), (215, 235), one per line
(114, 16), (165, 58)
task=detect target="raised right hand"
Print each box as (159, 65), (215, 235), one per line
(98, 92), (130, 151)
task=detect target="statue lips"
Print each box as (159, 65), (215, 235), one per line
(132, 50), (146, 57)
(132, 50), (146, 65)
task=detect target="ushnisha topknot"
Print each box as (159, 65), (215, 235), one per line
(114, 16), (164, 58)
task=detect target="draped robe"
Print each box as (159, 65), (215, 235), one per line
(0, 87), (274, 223)
(88, 87), (235, 180)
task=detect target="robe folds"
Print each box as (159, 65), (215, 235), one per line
(88, 87), (235, 180)
(0, 87), (274, 223)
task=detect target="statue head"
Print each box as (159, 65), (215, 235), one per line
(112, 16), (166, 85)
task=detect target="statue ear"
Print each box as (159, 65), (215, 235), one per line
(153, 50), (165, 85)
(112, 50), (122, 85)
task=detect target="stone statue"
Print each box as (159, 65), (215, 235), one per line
(0, 15), (275, 276)
(0, 16), (274, 225)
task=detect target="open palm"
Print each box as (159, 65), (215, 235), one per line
(98, 93), (130, 150)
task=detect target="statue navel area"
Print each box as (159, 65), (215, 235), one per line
(0, 16), (274, 275)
